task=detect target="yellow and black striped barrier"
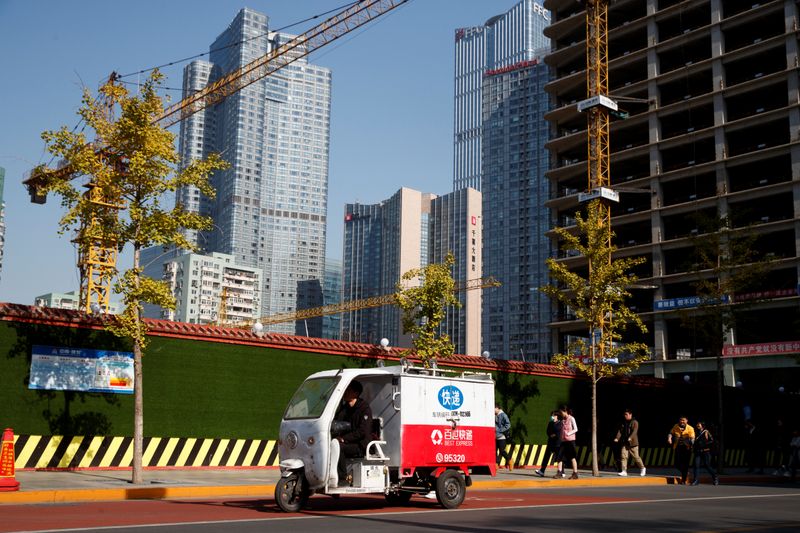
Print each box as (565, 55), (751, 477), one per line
(13, 435), (280, 470)
(13, 434), (751, 470)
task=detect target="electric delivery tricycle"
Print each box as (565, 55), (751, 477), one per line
(275, 362), (496, 511)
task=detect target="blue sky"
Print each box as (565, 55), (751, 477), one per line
(0, 0), (520, 305)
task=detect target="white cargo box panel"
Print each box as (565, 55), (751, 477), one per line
(398, 373), (495, 470)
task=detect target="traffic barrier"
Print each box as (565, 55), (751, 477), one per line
(0, 428), (20, 491)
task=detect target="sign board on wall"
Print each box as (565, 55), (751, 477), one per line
(28, 345), (134, 394)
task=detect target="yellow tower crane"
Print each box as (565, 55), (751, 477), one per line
(245, 276), (501, 331)
(576, 0), (616, 361)
(23, 0), (411, 314)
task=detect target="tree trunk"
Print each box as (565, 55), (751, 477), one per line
(131, 245), (144, 485)
(132, 340), (143, 484)
(591, 370), (599, 476)
(716, 353), (725, 475)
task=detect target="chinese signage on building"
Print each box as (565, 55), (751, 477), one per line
(722, 341), (800, 357)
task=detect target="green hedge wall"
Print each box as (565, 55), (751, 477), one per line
(3, 317), (791, 448)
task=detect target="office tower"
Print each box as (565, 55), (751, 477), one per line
(177, 8), (331, 333)
(481, 50), (553, 362)
(453, 0), (551, 191)
(159, 252), (261, 325)
(342, 187), (482, 355)
(544, 1), (800, 382)
(456, 1), (553, 360)
(322, 258), (342, 340)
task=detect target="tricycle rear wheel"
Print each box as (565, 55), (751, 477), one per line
(435, 470), (466, 509)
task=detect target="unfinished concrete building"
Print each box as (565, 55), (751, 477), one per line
(543, 0), (800, 388)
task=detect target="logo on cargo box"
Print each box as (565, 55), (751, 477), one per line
(438, 385), (463, 409)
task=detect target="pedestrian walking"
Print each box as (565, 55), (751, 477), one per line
(668, 415), (695, 484)
(495, 404), (513, 470)
(771, 418), (790, 476)
(691, 421), (719, 486)
(534, 411), (561, 477)
(555, 406), (579, 479)
(613, 408), (646, 477)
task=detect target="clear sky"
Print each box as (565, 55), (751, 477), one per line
(0, 0), (520, 306)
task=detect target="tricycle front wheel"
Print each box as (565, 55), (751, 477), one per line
(275, 473), (309, 512)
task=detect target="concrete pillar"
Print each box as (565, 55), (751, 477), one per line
(722, 357), (737, 387)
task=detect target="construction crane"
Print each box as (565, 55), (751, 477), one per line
(575, 0), (615, 363)
(246, 276), (501, 329)
(22, 0), (410, 314)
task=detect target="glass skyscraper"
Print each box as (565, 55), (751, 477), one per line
(177, 8), (331, 334)
(453, 0), (551, 191)
(454, 1), (553, 360)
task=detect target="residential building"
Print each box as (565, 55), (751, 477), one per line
(342, 187), (482, 355)
(322, 258), (342, 340)
(158, 251), (262, 325)
(453, 0), (551, 191)
(543, 0), (800, 386)
(34, 291), (122, 314)
(175, 8), (331, 333)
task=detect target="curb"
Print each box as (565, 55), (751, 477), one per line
(0, 476), (666, 506)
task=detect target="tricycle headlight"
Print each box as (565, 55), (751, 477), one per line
(286, 431), (299, 449)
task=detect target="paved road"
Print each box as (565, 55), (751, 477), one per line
(3, 484), (798, 532)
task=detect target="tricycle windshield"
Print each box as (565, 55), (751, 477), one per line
(284, 376), (340, 420)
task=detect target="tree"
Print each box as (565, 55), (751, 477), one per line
(394, 252), (461, 366)
(36, 71), (228, 483)
(680, 211), (771, 472)
(541, 200), (650, 476)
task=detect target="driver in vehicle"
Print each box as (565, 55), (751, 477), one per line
(334, 380), (373, 486)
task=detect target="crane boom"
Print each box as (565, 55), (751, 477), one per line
(247, 276), (501, 328)
(157, 0), (409, 129)
(23, 0), (409, 313)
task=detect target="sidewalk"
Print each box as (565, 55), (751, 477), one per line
(0, 467), (792, 505)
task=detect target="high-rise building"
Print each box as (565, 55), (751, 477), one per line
(455, 1), (553, 361)
(158, 252), (261, 325)
(176, 8), (331, 333)
(453, 0), (551, 192)
(481, 52), (553, 362)
(543, 0), (800, 384)
(322, 258), (342, 340)
(342, 187), (482, 355)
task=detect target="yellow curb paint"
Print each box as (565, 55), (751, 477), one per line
(0, 484), (277, 505)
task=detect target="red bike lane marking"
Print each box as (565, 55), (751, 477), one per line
(0, 492), (635, 532)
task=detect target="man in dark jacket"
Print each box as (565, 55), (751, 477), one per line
(534, 411), (561, 477)
(614, 408), (646, 477)
(334, 380), (372, 485)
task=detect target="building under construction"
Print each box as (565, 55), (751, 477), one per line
(543, 0), (800, 388)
